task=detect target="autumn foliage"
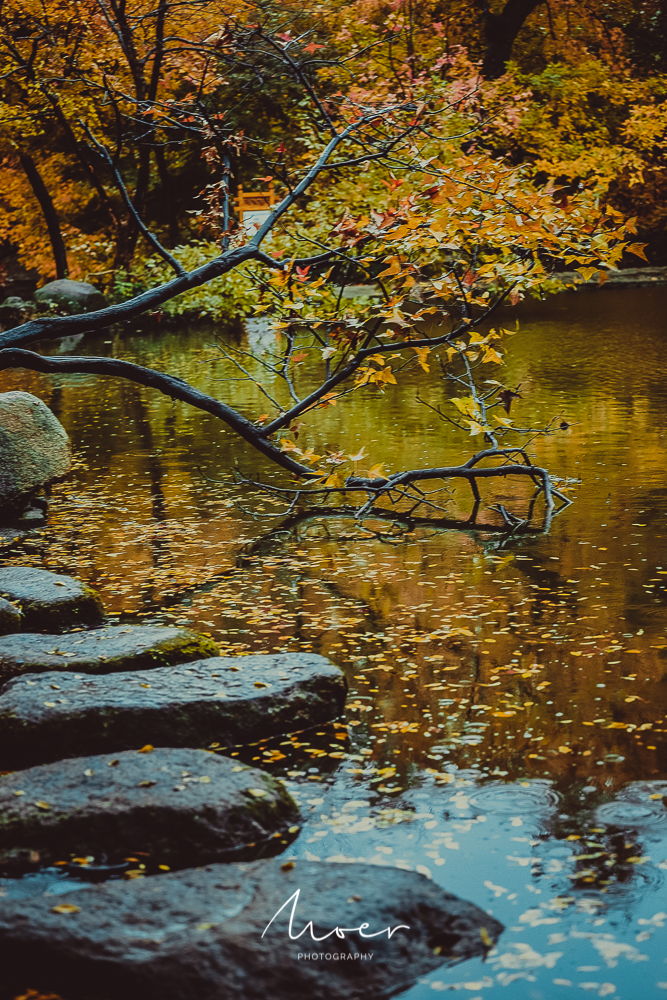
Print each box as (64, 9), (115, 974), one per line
(0, 0), (663, 288)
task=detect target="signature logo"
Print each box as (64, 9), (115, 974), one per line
(261, 889), (410, 942)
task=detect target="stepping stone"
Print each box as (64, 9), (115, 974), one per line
(0, 654), (346, 767)
(0, 858), (503, 1000)
(0, 624), (219, 686)
(0, 747), (298, 874)
(0, 597), (21, 636)
(0, 567), (104, 632)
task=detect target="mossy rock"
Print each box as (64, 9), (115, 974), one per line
(0, 567), (103, 633)
(0, 625), (219, 686)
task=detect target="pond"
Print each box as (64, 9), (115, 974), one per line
(1, 285), (667, 999)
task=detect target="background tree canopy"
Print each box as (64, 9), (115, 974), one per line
(0, 0), (663, 290)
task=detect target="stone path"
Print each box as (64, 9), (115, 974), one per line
(0, 597), (21, 636)
(0, 653), (347, 766)
(0, 624), (219, 685)
(0, 566), (103, 632)
(0, 858), (503, 1000)
(0, 747), (298, 874)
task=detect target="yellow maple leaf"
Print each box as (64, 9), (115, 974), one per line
(412, 346), (431, 372)
(323, 471), (345, 489)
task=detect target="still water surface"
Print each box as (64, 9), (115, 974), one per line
(1, 286), (667, 998)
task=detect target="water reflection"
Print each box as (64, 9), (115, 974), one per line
(2, 287), (667, 996)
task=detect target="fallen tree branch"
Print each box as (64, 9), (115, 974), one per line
(0, 350), (571, 521)
(0, 348), (313, 477)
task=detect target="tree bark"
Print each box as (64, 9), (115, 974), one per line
(18, 152), (69, 279)
(479, 0), (545, 79)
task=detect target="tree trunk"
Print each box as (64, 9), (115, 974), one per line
(19, 152), (69, 279)
(112, 146), (152, 271)
(480, 0), (545, 79)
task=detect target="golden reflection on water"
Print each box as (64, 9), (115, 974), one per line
(1, 287), (667, 799)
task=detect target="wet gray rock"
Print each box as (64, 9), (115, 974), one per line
(0, 653), (346, 767)
(15, 507), (46, 528)
(33, 279), (106, 314)
(0, 858), (503, 1000)
(0, 295), (28, 309)
(0, 567), (104, 632)
(0, 296), (30, 317)
(0, 597), (21, 636)
(0, 391), (71, 510)
(0, 625), (219, 688)
(0, 747), (298, 873)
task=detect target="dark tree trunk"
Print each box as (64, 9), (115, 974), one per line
(154, 147), (179, 246)
(19, 152), (69, 279)
(111, 147), (153, 270)
(480, 0), (545, 79)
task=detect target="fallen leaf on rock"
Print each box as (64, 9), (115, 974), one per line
(52, 904), (80, 914)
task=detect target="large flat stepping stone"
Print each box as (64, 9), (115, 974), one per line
(0, 624), (219, 686)
(0, 567), (103, 632)
(0, 748), (298, 873)
(0, 654), (346, 767)
(0, 859), (503, 1000)
(0, 597), (21, 636)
